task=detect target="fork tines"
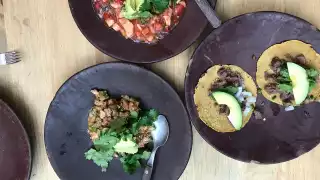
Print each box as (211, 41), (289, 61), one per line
(5, 51), (21, 64)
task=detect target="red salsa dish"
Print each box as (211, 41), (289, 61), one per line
(93, 0), (186, 43)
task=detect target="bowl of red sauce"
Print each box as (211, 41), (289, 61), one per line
(69, 0), (215, 63)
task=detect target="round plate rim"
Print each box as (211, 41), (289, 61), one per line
(44, 61), (193, 179)
(184, 11), (319, 164)
(0, 99), (32, 179)
(67, 0), (216, 63)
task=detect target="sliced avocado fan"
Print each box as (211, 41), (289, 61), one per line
(287, 62), (309, 105)
(212, 91), (243, 130)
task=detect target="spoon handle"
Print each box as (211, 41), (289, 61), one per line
(143, 149), (157, 180)
(142, 165), (153, 180)
(195, 0), (221, 28)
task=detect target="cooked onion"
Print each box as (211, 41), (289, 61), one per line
(242, 91), (253, 97)
(285, 106), (294, 111)
(243, 106), (252, 116)
(235, 87), (243, 98)
(238, 96), (245, 102)
(247, 96), (257, 103)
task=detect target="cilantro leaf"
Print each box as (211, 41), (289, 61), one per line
(277, 76), (291, 83)
(147, 109), (159, 120)
(306, 68), (318, 92)
(120, 151), (151, 174)
(141, 151), (151, 160)
(123, 11), (153, 20)
(279, 68), (290, 78)
(131, 109), (158, 135)
(92, 132), (119, 151)
(215, 86), (238, 95)
(85, 149), (114, 169)
(308, 78), (317, 93)
(140, 0), (152, 11)
(151, 0), (170, 13)
(307, 68), (319, 78)
(277, 83), (293, 93)
(130, 111), (139, 118)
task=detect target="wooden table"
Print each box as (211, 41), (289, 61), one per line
(1, 0), (320, 179)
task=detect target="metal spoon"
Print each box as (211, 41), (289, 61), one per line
(195, 0), (221, 28)
(142, 115), (169, 180)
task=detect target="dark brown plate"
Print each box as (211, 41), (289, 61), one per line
(0, 99), (31, 179)
(44, 62), (192, 180)
(185, 11), (320, 164)
(68, 0), (216, 63)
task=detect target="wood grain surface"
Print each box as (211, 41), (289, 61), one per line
(1, 0), (320, 179)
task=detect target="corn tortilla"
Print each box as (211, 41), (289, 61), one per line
(194, 65), (257, 133)
(256, 40), (320, 105)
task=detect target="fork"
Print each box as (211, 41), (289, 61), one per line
(0, 51), (21, 65)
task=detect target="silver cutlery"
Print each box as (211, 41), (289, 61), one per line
(195, 0), (221, 28)
(142, 115), (169, 180)
(0, 51), (21, 65)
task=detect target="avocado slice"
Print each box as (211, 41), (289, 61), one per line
(114, 139), (138, 154)
(212, 91), (243, 130)
(287, 62), (309, 105)
(122, 0), (151, 19)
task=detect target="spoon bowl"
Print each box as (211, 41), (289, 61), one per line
(152, 115), (170, 148)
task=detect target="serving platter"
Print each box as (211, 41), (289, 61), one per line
(68, 0), (216, 63)
(185, 12), (320, 163)
(44, 62), (192, 180)
(0, 99), (31, 179)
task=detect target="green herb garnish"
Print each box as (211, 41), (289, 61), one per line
(277, 83), (293, 93)
(85, 109), (158, 174)
(257, 88), (262, 94)
(307, 68), (319, 78)
(215, 86), (238, 95)
(277, 65), (293, 93)
(121, 0), (171, 20)
(120, 151), (151, 174)
(307, 68), (319, 92)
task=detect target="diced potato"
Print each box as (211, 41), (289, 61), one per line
(112, 23), (121, 31)
(110, 2), (122, 8)
(105, 18), (115, 27)
(141, 28), (150, 36)
(162, 8), (173, 26)
(119, 18), (134, 38)
(146, 35), (154, 42)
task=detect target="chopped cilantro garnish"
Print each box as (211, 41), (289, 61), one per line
(307, 68), (319, 78)
(85, 108), (158, 174)
(307, 68), (319, 92)
(277, 84), (293, 93)
(214, 86), (238, 95)
(85, 148), (115, 169)
(120, 150), (151, 174)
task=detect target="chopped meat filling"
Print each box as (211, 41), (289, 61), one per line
(280, 92), (294, 104)
(264, 54), (312, 103)
(264, 72), (278, 81)
(270, 57), (283, 74)
(295, 54), (307, 65)
(219, 104), (230, 115)
(211, 67), (243, 90)
(89, 90), (138, 140)
(264, 83), (278, 94)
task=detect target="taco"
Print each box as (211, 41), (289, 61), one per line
(194, 65), (257, 133)
(256, 40), (320, 107)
